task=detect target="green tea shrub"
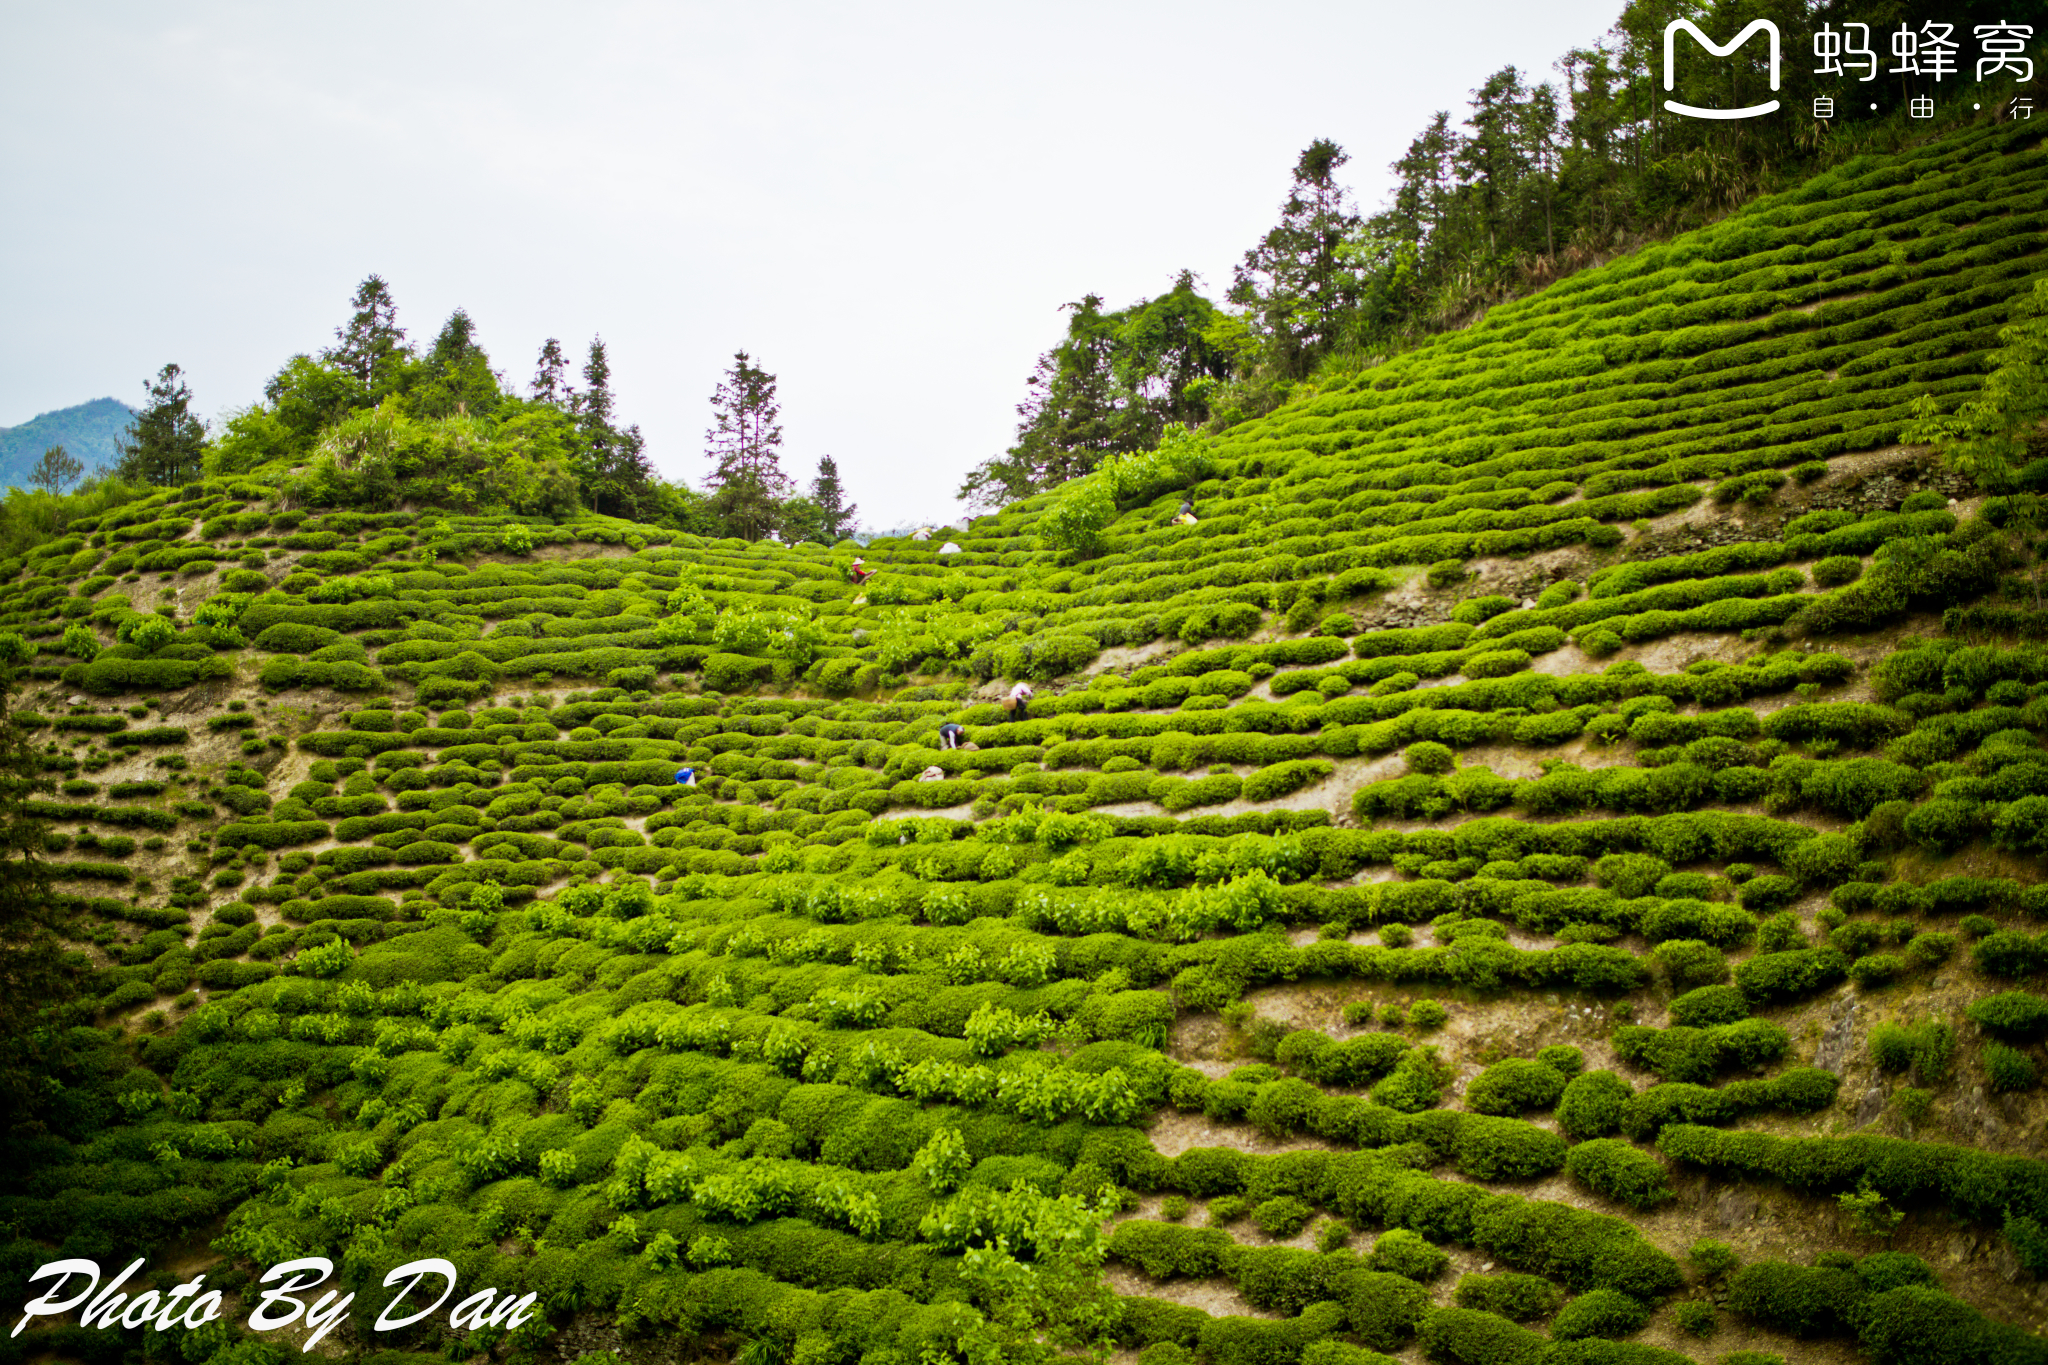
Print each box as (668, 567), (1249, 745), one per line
(1667, 984), (1748, 1027)
(1464, 649), (1531, 679)
(1372, 1046), (1452, 1111)
(1416, 1306), (1545, 1365)
(1854, 1285), (2026, 1365)
(1813, 556), (1863, 588)
(1453, 1272), (1564, 1322)
(1300, 1345), (1398, 1365)
(1564, 1139), (1671, 1209)
(1244, 760), (1332, 802)
(1736, 947), (1847, 1004)
(1973, 930), (2048, 978)
(1198, 1303), (1346, 1365)
(1252, 1195), (1313, 1237)
(1966, 991), (2048, 1040)
(1869, 1018), (1954, 1084)
(1984, 1042), (2037, 1092)
(1109, 1220), (1231, 1278)
(1848, 953), (1907, 987)
(1340, 1269), (1431, 1349)
(1465, 1058), (1568, 1116)
(1651, 939), (1729, 988)
(1550, 1289), (1651, 1341)
(1453, 1115), (1566, 1182)
(1370, 1227), (1449, 1281)
(1406, 742), (1455, 776)
(1557, 1069), (1632, 1140)
(1726, 1261), (1861, 1336)
(704, 652), (774, 692)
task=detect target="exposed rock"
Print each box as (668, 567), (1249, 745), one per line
(1853, 1085), (1886, 1128)
(1814, 996), (1860, 1074)
(1712, 1189), (1760, 1228)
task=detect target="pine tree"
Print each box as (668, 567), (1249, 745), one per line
(27, 445), (81, 496)
(704, 351), (791, 539)
(810, 456), (858, 540)
(575, 337), (616, 431)
(1228, 140), (1365, 380)
(957, 295), (1159, 509)
(532, 337), (571, 407)
(112, 364), (207, 486)
(323, 274), (410, 393)
(413, 309), (502, 419)
(570, 338), (653, 517)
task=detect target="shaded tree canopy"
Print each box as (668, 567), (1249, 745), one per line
(959, 273), (1234, 510)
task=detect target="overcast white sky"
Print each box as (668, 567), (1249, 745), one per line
(1, 1), (1622, 528)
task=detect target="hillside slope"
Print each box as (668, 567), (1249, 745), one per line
(0, 396), (134, 487)
(3, 118), (2048, 1365)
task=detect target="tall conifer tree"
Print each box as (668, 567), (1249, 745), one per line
(532, 337), (571, 406)
(811, 456), (857, 540)
(113, 364), (207, 486)
(323, 274), (411, 394)
(570, 338), (653, 517)
(1229, 139), (1364, 380)
(704, 351), (790, 539)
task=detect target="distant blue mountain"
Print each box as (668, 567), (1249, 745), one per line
(0, 397), (137, 490)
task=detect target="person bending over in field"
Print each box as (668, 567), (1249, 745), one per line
(938, 721), (966, 750)
(1003, 682), (1034, 721)
(848, 557), (876, 585)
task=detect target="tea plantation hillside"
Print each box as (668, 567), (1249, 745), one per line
(7, 117), (2048, 1365)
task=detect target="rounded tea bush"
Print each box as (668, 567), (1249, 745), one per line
(1674, 1301), (1719, 1337)
(1551, 1288), (1652, 1341)
(1465, 1057), (1569, 1115)
(1984, 1042), (2038, 1092)
(1564, 1138), (1672, 1209)
(1966, 991), (2048, 1040)
(1812, 556), (1864, 588)
(1252, 1196), (1314, 1237)
(1454, 1271), (1565, 1322)
(1368, 1227), (1449, 1282)
(1406, 742), (1455, 776)
(1557, 1069), (1633, 1140)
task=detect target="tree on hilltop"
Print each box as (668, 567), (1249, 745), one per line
(1229, 138), (1364, 381)
(704, 351), (791, 540)
(959, 275), (1234, 510)
(571, 337), (653, 518)
(323, 274), (412, 396)
(412, 308), (504, 420)
(112, 364), (206, 486)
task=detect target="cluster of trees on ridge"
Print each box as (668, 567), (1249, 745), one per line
(14, 278), (860, 551)
(959, 0), (2035, 508)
